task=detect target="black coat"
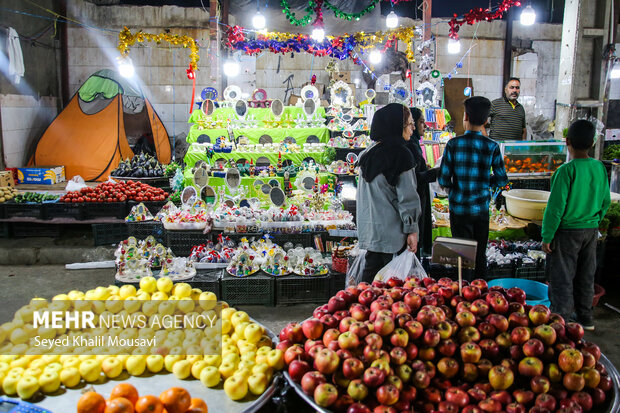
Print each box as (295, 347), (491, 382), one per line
(405, 139), (438, 256)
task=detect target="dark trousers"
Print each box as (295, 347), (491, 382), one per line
(449, 212), (489, 280)
(547, 228), (598, 324)
(361, 251), (394, 284)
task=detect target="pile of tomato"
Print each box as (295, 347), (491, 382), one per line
(59, 181), (168, 203)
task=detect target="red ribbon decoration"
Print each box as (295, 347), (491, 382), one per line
(186, 63), (196, 114)
(449, 0), (522, 39)
(406, 69), (413, 106)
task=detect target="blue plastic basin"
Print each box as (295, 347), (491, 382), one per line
(487, 278), (550, 307)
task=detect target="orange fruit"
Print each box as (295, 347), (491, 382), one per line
(105, 397), (135, 413)
(159, 387), (191, 413)
(135, 395), (164, 413)
(110, 383), (139, 406)
(187, 398), (208, 413)
(78, 391), (106, 413)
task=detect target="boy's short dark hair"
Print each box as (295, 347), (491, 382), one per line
(567, 119), (596, 150)
(505, 77), (520, 87)
(463, 96), (492, 126)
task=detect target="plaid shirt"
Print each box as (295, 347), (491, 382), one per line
(438, 131), (508, 216)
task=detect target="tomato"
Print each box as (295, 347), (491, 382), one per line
(78, 197), (84, 202)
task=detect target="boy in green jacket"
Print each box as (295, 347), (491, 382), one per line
(542, 120), (611, 331)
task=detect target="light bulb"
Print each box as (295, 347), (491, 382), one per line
(311, 27), (325, 42)
(369, 50), (382, 64)
(447, 38), (461, 54)
(611, 64), (620, 79)
(117, 57), (135, 78)
(252, 11), (266, 30)
(520, 5), (536, 26)
(385, 11), (398, 28)
(223, 61), (240, 77)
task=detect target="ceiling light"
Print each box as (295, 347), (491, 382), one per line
(117, 56), (135, 78)
(311, 27), (325, 42)
(611, 62), (620, 79)
(252, 11), (266, 30)
(447, 38), (461, 54)
(369, 50), (382, 64)
(386, 11), (398, 28)
(520, 5), (536, 26)
(224, 61), (240, 77)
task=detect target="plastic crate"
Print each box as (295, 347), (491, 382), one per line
(166, 230), (212, 257)
(268, 233), (314, 248)
(276, 274), (332, 305)
(330, 271), (346, 295)
(3, 203), (45, 219)
(192, 269), (222, 296)
(515, 266), (546, 282)
(510, 178), (550, 191)
(11, 223), (61, 238)
(221, 272), (275, 306)
(127, 221), (165, 243)
(428, 263), (458, 280)
(486, 266), (515, 280)
(92, 223), (128, 246)
(45, 202), (86, 220)
(0, 223), (9, 238)
(84, 202), (127, 219)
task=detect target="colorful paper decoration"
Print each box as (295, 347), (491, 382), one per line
(281, 0), (380, 26)
(449, 0), (522, 40)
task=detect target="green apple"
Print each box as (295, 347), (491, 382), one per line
(224, 375), (248, 400)
(102, 357), (123, 378)
(172, 359), (192, 380)
(78, 359), (102, 382)
(145, 355), (164, 373)
(247, 372), (269, 395)
(16, 376), (39, 399)
(200, 365), (221, 387)
(38, 371), (61, 393)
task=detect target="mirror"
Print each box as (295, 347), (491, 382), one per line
(201, 87), (218, 101)
(224, 199), (235, 208)
(239, 199), (251, 208)
(303, 99), (316, 117)
(306, 135), (320, 144)
(302, 176), (316, 192)
(271, 99), (284, 118)
(259, 135), (272, 144)
(301, 85), (319, 102)
(282, 159), (293, 167)
(224, 85), (242, 102)
(235, 100), (248, 119)
(253, 179), (264, 187)
(270, 187), (286, 207)
(416, 81), (439, 107)
(203, 99), (216, 116)
(201, 185), (217, 205)
(346, 153), (359, 164)
(225, 167), (241, 189)
(195, 160), (207, 170)
(268, 179), (280, 188)
(181, 186), (198, 204)
(252, 88), (267, 101)
(365, 89), (376, 102)
(256, 156), (270, 167)
(249, 198), (260, 208)
(215, 158), (227, 169)
(390, 80), (410, 104)
(330, 80), (353, 107)
(342, 113), (353, 123)
(193, 168), (209, 188)
(197, 134), (211, 144)
(342, 130), (354, 139)
(261, 184), (272, 195)
(283, 136), (296, 144)
(303, 157), (316, 164)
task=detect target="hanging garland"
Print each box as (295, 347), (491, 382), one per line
(449, 0), (522, 39)
(226, 25), (417, 62)
(280, 0), (380, 26)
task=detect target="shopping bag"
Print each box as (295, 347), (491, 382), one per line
(374, 250), (427, 283)
(65, 175), (87, 192)
(345, 248), (367, 287)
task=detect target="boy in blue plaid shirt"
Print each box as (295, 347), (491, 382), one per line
(438, 96), (508, 279)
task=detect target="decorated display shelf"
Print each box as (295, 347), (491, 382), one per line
(188, 106), (326, 125)
(232, 127), (329, 144)
(184, 146), (328, 169)
(187, 126), (230, 144)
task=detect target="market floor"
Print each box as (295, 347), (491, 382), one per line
(0, 265), (619, 371)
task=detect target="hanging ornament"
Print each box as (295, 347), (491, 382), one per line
(431, 70), (441, 78)
(449, 0), (522, 40)
(280, 0), (380, 26)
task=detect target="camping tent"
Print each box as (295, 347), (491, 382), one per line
(31, 69), (171, 181)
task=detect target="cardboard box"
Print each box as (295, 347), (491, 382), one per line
(17, 166), (66, 185)
(332, 71), (351, 83)
(0, 171), (15, 188)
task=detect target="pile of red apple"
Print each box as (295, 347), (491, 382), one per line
(278, 277), (615, 413)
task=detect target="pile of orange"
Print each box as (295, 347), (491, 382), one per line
(77, 383), (207, 413)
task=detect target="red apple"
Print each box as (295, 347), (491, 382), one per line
(488, 365), (514, 390)
(566, 322), (585, 342)
(591, 387), (606, 406)
(388, 346), (406, 365)
(301, 371), (326, 395)
(303, 318), (324, 340)
(358, 289), (376, 306)
(403, 292), (422, 310)
(403, 320), (424, 340)
(405, 342), (419, 360)
(347, 403), (371, 413)
(363, 344), (380, 363)
(370, 299), (391, 314)
(338, 331), (361, 350)
(416, 307), (438, 328)
(457, 301), (473, 313)
(282, 322), (304, 343)
(478, 398), (502, 412)
(412, 370), (430, 389)
(338, 290), (355, 305)
(479, 339), (500, 360)
(535, 393), (556, 411)
(289, 359), (311, 382)
(462, 285), (482, 301)
(496, 332), (512, 349)
(582, 367), (601, 388)
(559, 348), (584, 373)
(468, 387), (487, 402)
(563, 372), (586, 392)
(342, 357), (365, 380)
(511, 326), (531, 345)
(506, 287), (527, 303)
(328, 296), (347, 313)
(530, 375), (550, 394)
(508, 312), (530, 329)
(478, 359), (494, 377)
(598, 374), (613, 392)
(478, 322), (497, 339)
(523, 339), (545, 357)
(460, 342), (482, 363)
(423, 328), (441, 347)
(571, 391), (593, 412)
(512, 389), (535, 405)
(458, 326), (481, 343)
(350, 305), (371, 323)
(455, 310), (477, 327)
(461, 362), (479, 382)
(308, 344), (326, 359)
(314, 348), (340, 375)
(337, 349), (353, 361)
(528, 305), (551, 326)
(314, 383), (339, 407)
(581, 350), (596, 369)
(518, 357), (543, 377)
(510, 344), (524, 360)
(347, 379), (369, 401)
(445, 387), (470, 407)
(437, 357), (459, 379)
(487, 292), (509, 314)
(276, 339), (293, 352)
(395, 313), (413, 328)
(506, 402), (526, 413)
(582, 342), (601, 361)
(363, 366), (386, 388)
(471, 299), (491, 317)
(486, 313), (510, 333)
(438, 339), (457, 357)
(389, 328), (409, 347)
(321, 314), (339, 329)
(533, 324), (557, 346)
(436, 320), (453, 340)
(373, 315), (395, 336)
(284, 344), (306, 364)
(340, 317), (357, 333)
(422, 386), (442, 404)
(365, 333), (383, 348)
(323, 328), (341, 346)
(418, 347), (436, 361)
(349, 322), (370, 339)
(509, 302), (525, 314)
(314, 306), (330, 319)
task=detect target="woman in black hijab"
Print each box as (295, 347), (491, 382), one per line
(357, 103), (421, 283)
(406, 108), (438, 257)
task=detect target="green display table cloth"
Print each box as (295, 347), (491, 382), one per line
(232, 127), (329, 144)
(188, 106), (326, 124)
(184, 146), (328, 168)
(182, 168), (331, 197)
(187, 126), (230, 143)
(432, 226), (528, 241)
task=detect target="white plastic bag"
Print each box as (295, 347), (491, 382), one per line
(65, 175), (87, 192)
(345, 248), (367, 287)
(374, 250), (427, 283)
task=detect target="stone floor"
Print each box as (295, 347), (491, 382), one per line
(0, 265), (618, 370)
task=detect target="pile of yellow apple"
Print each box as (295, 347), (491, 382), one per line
(0, 276), (285, 402)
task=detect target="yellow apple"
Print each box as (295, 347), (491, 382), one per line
(123, 298), (141, 313)
(125, 355), (146, 376)
(101, 357), (123, 378)
(92, 287), (110, 300)
(230, 311), (250, 328)
(23, 367), (43, 378)
(177, 298), (195, 313)
(238, 343), (257, 356)
(164, 355), (183, 372)
(91, 300), (106, 314)
(62, 356), (80, 370)
(252, 363), (273, 381)
(141, 300), (158, 317)
(67, 290), (84, 300)
(105, 296), (124, 313)
(256, 335), (272, 349)
(16, 375), (39, 399)
(10, 328), (29, 345)
(15, 305), (35, 323)
(139, 276), (157, 293)
(172, 283), (192, 298)
(266, 349), (285, 370)
(224, 375), (248, 400)
(218, 361), (237, 379)
(2, 372), (21, 395)
(221, 319), (232, 335)
(172, 359), (192, 379)
(59, 366), (81, 387)
(234, 367), (252, 379)
(241, 351), (257, 363)
(107, 285), (120, 295)
(10, 357), (29, 369)
(221, 307), (236, 321)
(223, 344), (239, 357)
(0, 362), (9, 374)
(146, 355), (164, 373)
(43, 363), (63, 375)
(29, 298), (48, 309)
(119, 284), (137, 299)
(191, 360), (208, 379)
(247, 372), (269, 395)
(42, 355), (60, 364)
(243, 323), (263, 344)
(190, 288), (202, 300)
(38, 371), (61, 393)
(238, 360), (256, 372)
(200, 365), (221, 387)
(157, 300), (175, 316)
(78, 359), (102, 382)
(136, 291), (151, 301)
(186, 354), (202, 364)
(157, 277), (174, 293)
(203, 355), (221, 367)
(198, 292), (217, 310)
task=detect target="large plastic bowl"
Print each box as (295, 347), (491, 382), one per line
(488, 278), (550, 306)
(502, 189), (550, 220)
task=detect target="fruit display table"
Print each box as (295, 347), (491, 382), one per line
(184, 147), (328, 168)
(231, 127), (330, 144)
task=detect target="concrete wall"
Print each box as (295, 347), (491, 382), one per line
(0, 0), (60, 168)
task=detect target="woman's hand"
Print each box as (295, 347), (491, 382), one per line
(407, 233), (418, 253)
(542, 243), (552, 254)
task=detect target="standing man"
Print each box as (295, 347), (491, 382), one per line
(488, 77), (527, 140)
